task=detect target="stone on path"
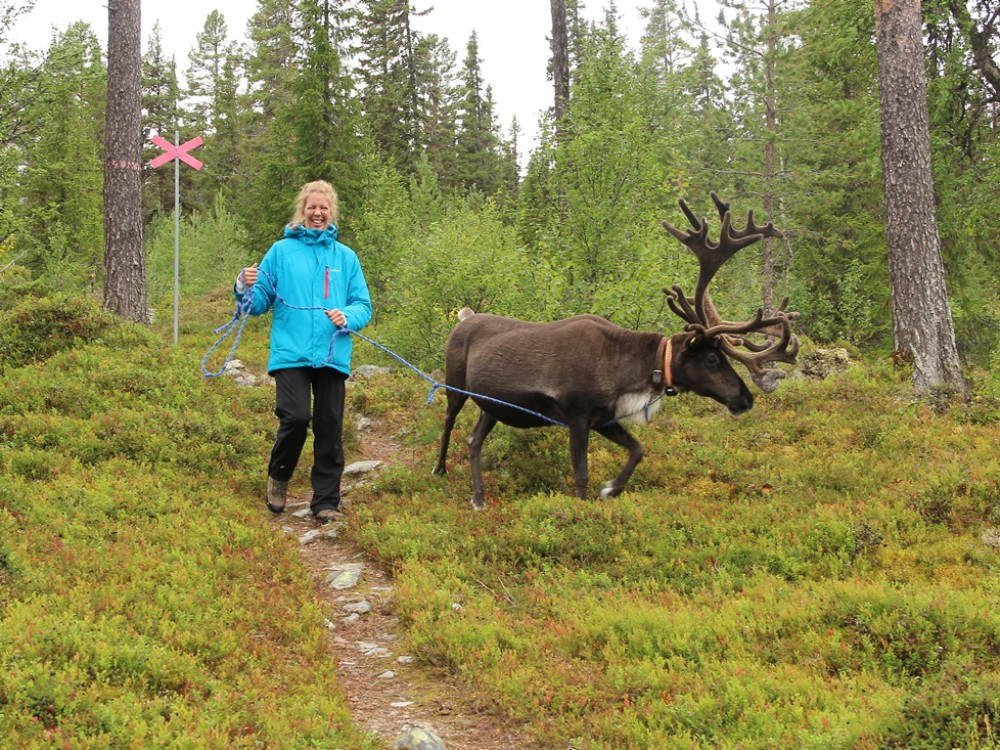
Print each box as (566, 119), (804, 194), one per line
(391, 726), (448, 750)
(325, 566), (362, 590)
(344, 460), (384, 475)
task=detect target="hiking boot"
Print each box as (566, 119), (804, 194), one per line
(265, 477), (288, 514)
(313, 507), (344, 524)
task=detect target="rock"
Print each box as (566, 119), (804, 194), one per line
(299, 529), (326, 545)
(344, 600), (372, 615)
(358, 641), (390, 657)
(325, 566), (363, 590)
(344, 460), (383, 475)
(351, 364), (392, 379)
(391, 727), (448, 750)
(982, 528), (1000, 549)
(799, 348), (851, 379)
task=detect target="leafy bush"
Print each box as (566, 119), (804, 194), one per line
(0, 307), (381, 749)
(145, 194), (253, 310)
(0, 293), (123, 372)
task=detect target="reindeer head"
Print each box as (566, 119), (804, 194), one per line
(662, 192), (799, 393)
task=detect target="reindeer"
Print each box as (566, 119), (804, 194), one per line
(433, 193), (799, 509)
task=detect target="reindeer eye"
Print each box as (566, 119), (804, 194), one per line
(705, 351), (722, 370)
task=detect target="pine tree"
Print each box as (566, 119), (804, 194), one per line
(183, 11), (242, 211)
(412, 31), (461, 186)
(104, 0), (149, 324)
(241, 0), (303, 246)
(356, 0), (423, 172)
(875, 0), (965, 392)
(287, 0), (362, 205)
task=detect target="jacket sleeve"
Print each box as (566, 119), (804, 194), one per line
(342, 252), (372, 332)
(243, 245), (279, 316)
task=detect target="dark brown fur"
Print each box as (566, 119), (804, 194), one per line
(432, 311), (753, 508)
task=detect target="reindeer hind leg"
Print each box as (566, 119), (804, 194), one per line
(467, 411), (498, 510)
(433, 390), (468, 476)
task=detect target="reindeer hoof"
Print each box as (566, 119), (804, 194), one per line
(471, 497), (486, 511)
(598, 481), (620, 499)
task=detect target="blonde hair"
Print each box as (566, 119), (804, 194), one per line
(290, 180), (339, 226)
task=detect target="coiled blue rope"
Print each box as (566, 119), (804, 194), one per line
(200, 288), (255, 378)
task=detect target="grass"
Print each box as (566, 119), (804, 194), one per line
(2, 289), (1000, 749)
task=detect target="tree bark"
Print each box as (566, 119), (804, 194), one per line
(550, 0), (570, 127)
(761, 0), (778, 315)
(875, 0), (965, 393)
(104, 0), (150, 324)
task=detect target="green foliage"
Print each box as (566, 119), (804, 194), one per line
(6, 22), (106, 282)
(528, 20), (684, 323)
(0, 293), (122, 372)
(144, 194), (252, 309)
(346, 360), (1000, 749)
(0, 300), (380, 749)
(377, 200), (539, 370)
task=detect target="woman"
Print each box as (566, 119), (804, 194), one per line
(236, 180), (372, 523)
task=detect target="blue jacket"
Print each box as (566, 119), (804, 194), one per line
(238, 224), (372, 376)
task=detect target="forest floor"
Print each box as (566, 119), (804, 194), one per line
(268, 426), (532, 750)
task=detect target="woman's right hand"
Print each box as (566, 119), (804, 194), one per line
(242, 263), (259, 286)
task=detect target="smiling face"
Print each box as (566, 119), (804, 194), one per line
(303, 192), (333, 229)
(290, 180), (339, 228)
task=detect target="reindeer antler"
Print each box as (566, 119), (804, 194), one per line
(663, 192), (799, 392)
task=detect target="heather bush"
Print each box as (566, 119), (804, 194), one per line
(0, 304), (381, 749)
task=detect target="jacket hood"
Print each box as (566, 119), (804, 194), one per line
(283, 223), (339, 245)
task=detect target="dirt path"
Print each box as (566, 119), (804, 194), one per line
(269, 435), (532, 750)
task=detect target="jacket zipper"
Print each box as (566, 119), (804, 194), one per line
(324, 267), (329, 299)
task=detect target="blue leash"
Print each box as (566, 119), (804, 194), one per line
(200, 271), (570, 426)
(200, 290), (255, 378)
(201, 278), (661, 427)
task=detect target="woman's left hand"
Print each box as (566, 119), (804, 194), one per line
(326, 309), (347, 328)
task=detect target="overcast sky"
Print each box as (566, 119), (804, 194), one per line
(8, 1), (672, 147)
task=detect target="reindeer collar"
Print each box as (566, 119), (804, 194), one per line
(653, 337), (678, 396)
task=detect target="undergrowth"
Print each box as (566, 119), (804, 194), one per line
(0, 292), (380, 749)
(348, 336), (1000, 749)
(2, 288), (1000, 749)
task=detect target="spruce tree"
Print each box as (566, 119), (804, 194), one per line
(16, 23), (106, 276)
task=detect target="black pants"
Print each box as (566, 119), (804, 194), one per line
(269, 367), (347, 513)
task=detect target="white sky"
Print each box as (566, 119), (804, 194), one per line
(7, 1), (675, 148)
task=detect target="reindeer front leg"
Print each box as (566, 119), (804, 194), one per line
(595, 423), (644, 498)
(568, 422), (591, 499)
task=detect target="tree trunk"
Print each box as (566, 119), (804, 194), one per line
(761, 0), (778, 315)
(874, 0), (965, 393)
(550, 0), (570, 127)
(104, 0), (150, 325)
